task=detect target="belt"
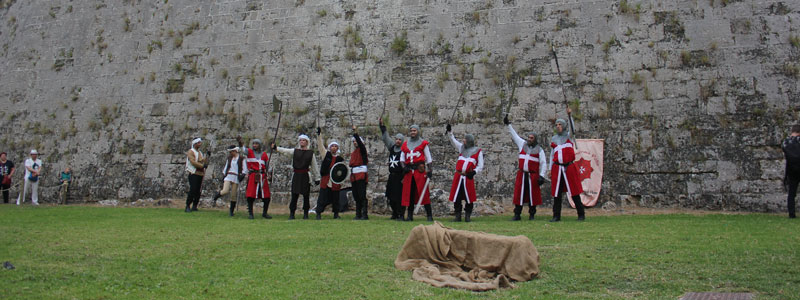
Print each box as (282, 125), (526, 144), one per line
(352, 165), (368, 174)
(293, 169), (309, 173)
(226, 172), (239, 176)
(248, 169), (265, 174)
(554, 161), (573, 167)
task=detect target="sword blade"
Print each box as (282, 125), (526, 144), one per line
(413, 177), (431, 214)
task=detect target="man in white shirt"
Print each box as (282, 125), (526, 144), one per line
(18, 149), (42, 205)
(213, 146), (247, 216)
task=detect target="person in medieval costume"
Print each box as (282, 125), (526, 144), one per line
(213, 145), (247, 216)
(504, 114), (547, 221)
(185, 138), (208, 212)
(273, 134), (321, 219)
(237, 136), (272, 219)
(549, 110), (586, 222)
(379, 117), (405, 220)
(445, 124), (484, 222)
(315, 127), (344, 219)
(349, 125), (370, 220)
(400, 124), (434, 222)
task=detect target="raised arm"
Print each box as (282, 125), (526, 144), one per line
(380, 124), (394, 151)
(447, 132), (462, 152)
(355, 133), (368, 164)
(316, 128), (327, 158)
(507, 124), (525, 150)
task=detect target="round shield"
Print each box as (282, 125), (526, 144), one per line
(330, 162), (350, 185)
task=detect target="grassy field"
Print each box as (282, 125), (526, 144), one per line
(0, 205), (798, 299)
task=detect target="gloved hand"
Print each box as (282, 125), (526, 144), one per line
(446, 124), (451, 133)
(271, 143), (277, 150)
(503, 114), (510, 125)
(314, 180), (320, 185)
(465, 171), (476, 179)
(537, 176), (545, 186)
(427, 171), (432, 180)
(403, 164), (412, 174)
(316, 127), (321, 135)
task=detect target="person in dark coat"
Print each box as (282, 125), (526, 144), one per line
(315, 127), (344, 219)
(783, 124), (800, 219)
(379, 118), (405, 220)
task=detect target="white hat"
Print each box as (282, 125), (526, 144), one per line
(298, 134), (310, 143)
(328, 140), (340, 149)
(191, 138), (202, 145)
(30, 149), (38, 155)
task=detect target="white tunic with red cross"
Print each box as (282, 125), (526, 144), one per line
(514, 147), (545, 206)
(400, 140), (431, 206)
(243, 148), (270, 199)
(550, 139), (583, 197)
(507, 125), (548, 206)
(448, 149), (482, 203)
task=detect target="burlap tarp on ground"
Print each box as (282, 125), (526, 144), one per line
(394, 222), (540, 291)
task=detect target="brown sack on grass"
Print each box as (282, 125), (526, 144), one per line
(394, 221), (540, 291)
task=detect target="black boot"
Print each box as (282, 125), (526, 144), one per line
(303, 209), (309, 219)
(512, 205), (522, 221)
(213, 192), (221, 201)
(185, 205), (191, 213)
(191, 203), (198, 211)
(362, 203), (368, 220)
(354, 201), (362, 220)
(289, 212), (295, 220)
(465, 203), (473, 222)
(247, 199), (255, 219)
(262, 198), (272, 219)
(550, 195), (562, 222)
(425, 204), (433, 222)
(229, 202), (236, 217)
(454, 202), (462, 222)
(406, 205), (414, 222)
(573, 195), (585, 221)
(529, 205), (537, 220)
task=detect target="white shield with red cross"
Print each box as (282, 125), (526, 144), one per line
(567, 139), (604, 208)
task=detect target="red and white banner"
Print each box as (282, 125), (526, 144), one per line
(568, 139), (604, 208)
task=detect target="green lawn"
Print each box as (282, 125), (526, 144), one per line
(0, 205), (797, 299)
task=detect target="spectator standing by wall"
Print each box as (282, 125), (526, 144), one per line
(782, 125), (800, 219)
(0, 152), (15, 204)
(18, 150), (42, 205)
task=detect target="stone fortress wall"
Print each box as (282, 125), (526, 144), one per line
(0, 0), (798, 213)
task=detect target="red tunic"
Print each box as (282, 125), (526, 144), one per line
(349, 147), (368, 182)
(448, 149), (480, 203)
(244, 148), (271, 199)
(514, 148), (543, 206)
(401, 140), (430, 206)
(550, 139), (583, 197)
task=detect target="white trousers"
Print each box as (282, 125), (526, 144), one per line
(18, 178), (39, 205)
